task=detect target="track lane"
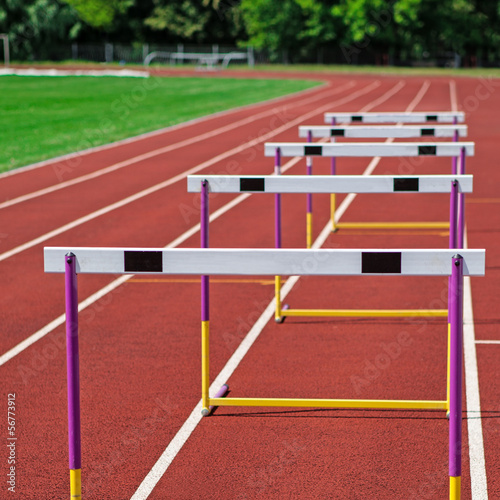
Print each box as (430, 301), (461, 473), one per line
(0, 77), (420, 499)
(1, 75), (496, 499)
(0, 79), (402, 357)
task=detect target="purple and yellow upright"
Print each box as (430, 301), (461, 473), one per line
(449, 255), (464, 499)
(65, 253), (82, 499)
(200, 180), (210, 416)
(306, 130), (313, 248)
(330, 116), (337, 230)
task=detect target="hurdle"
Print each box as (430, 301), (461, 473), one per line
(299, 124), (467, 139)
(265, 142), (474, 242)
(321, 113), (465, 229)
(44, 246), (485, 500)
(323, 111), (465, 124)
(300, 124), (467, 236)
(188, 173), (471, 317)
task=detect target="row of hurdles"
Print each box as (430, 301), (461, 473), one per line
(44, 110), (485, 499)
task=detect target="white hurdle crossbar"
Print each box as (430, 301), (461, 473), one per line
(264, 142), (474, 157)
(187, 174), (472, 194)
(323, 111), (465, 124)
(44, 247), (484, 276)
(299, 125), (468, 139)
(44, 246), (484, 500)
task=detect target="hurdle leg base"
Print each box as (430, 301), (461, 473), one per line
(70, 469), (81, 499)
(202, 384), (229, 417)
(450, 476), (461, 499)
(275, 304), (289, 324)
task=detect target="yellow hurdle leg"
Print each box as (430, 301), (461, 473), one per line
(306, 212), (313, 249)
(275, 276), (282, 322)
(330, 193), (337, 231)
(450, 476), (461, 500)
(201, 320), (210, 415)
(70, 469), (81, 499)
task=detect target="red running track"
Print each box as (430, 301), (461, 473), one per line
(0, 72), (498, 499)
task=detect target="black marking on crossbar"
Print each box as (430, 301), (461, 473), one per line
(421, 128), (435, 136)
(351, 115), (363, 122)
(330, 129), (345, 137)
(361, 252), (402, 274)
(304, 145), (323, 156)
(240, 177), (265, 192)
(124, 251), (163, 273)
(393, 178), (419, 192)
(418, 145), (437, 156)
(426, 115), (438, 121)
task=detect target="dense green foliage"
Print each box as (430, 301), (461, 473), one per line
(0, 75), (319, 171)
(1, 0), (500, 64)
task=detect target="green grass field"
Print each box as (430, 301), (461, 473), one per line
(0, 76), (320, 172)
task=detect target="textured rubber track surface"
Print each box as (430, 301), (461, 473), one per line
(0, 72), (498, 499)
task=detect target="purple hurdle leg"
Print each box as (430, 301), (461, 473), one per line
(65, 253), (82, 499)
(331, 117), (337, 231)
(449, 255), (464, 498)
(200, 180), (211, 416)
(200, 180), (228, 416)
(447, 180), (459, 409)
(449, 180), (459, 250)
(452, 116), (458, 175)
(458, 147), (466, 249)
(306, 130), (313, 248)
(274, 148), (285, 322)
(275, 147), (282, 249)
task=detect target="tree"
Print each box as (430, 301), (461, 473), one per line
(332, 0), (398, 64)
(145, 0), (244, 44)
(240, 0), (341, 62)
(61, 0), (133, 30)
(0, 0), (79, 60)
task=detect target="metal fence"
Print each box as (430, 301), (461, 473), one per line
(5, 41), (493, 68)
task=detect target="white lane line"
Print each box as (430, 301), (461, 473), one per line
(0, 81), (382, 264)
(475, 340), (500, 345)
(464, 237), (489, 499)
(132, 80), (422, 499)
(0, 80), (330, 180)
(454, 60), (488, 494)
(0, 155), (306, 367)
(450, 80), (458, 112)
(0, 82), (353, 210)
(130, 173), (355, 500)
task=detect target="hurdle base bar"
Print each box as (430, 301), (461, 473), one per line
(70, 469), (81, 499)
(201, 384), (230, 417)
(279, 309), (448, 318)
(336, 221), (449, 230)
(209, 397), (447, 411)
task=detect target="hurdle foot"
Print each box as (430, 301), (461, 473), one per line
(275, 304), (289, 324)
(202, 384), (230, 417)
